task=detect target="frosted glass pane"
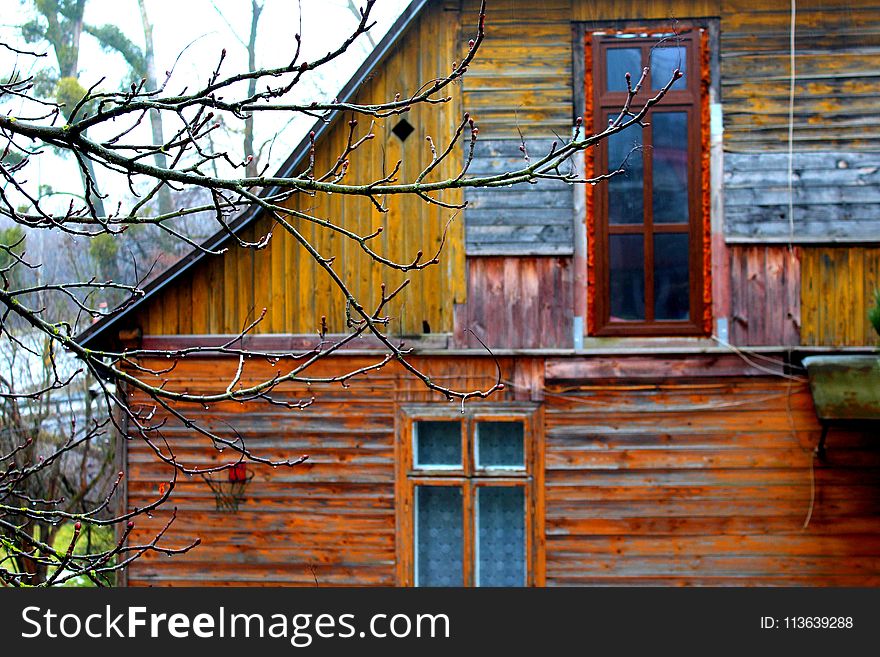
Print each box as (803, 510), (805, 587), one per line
(476, 422), (524, 468)
(477, 487), (525, 587)
(414, 421), (461, 467)
(416, 486), (463, 587)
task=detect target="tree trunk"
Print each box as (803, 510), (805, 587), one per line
(244, 0), (263, 178)
(138, 0), (174, 216)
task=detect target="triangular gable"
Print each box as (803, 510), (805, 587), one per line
(79, 0), (431, 348)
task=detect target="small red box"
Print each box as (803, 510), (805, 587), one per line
(229, 462), (248, 482)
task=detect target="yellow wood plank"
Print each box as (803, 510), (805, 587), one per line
(177, 277), (192, 335)
(161, 284), (178, 335)
(190, 260), (209, 335)
(129, 0), (462, 337)
(863, 249), (880, 345)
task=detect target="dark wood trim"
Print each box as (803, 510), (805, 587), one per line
(590, 29), (709, 337)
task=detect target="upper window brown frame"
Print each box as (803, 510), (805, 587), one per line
(587, 28), (711, 337)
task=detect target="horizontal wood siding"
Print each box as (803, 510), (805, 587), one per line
(720, 0), (880, 153)
(458, 2), (575, 256)
(801, 246), (880, 346)
(461, 0), (573, 139)
(122, 355), (527, 586)
(465, 139), (575, 255)
(544, 378), (880, 585)
(729, 245), (801, 346)
(124, 353), (880, 586)
(725, 152), (880, 242)
(133, 1), (465, 337)
(720, 3), (880, 241)
(454, 256), (574, 348)
(124, 357), (397, 586)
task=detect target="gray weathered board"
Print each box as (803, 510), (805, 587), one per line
(724, 151), (880, 242)
(465, 138), (575, 255)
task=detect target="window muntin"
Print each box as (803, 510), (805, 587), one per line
(590, 30), (708, 336)
(401, 409), (536, 587)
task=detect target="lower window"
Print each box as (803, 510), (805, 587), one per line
(399, 408), (537, 587)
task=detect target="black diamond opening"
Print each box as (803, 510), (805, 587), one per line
(392, 119), (415, 142)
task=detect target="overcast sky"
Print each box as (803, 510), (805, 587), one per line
(1, 0), (411, 212)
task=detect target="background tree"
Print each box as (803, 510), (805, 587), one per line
(0, 0), (679, 585)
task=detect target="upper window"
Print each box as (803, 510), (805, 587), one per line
(399, 408), (537, 587)
(588, 29), (710, 336)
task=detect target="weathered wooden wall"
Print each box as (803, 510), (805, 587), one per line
(126, 355), (880, 586)
(724, 152), (880, 243)
(453, 256), (574, 348)
(133, 1), (464, 337)
(465, 140), (575, 255)
(729, 245), (801, 346)
(801, 246), (880, 346)
(721, 1), (880, 241)
(123, 355), (528, 586)
(121, 0), (880, 352)
(544, 377), (880, 585)
(720, 0), (880, 152)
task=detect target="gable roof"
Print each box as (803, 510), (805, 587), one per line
(79, 0), (430, 348)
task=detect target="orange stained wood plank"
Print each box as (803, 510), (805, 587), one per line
(543, 378), (880, 586)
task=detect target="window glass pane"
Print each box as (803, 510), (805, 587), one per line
(652, 112), (689, 224)
(651, 45), (687, 90)
(609, 234), (645, 321)
(606, 47), (642, 91)
(477, 487), (525, 587)
(414, 421), (461, 467)
(416, 486), (463, 586)
(607, 115), (644, 225)
(476, 422), (525, 469)
(654, 233), (690, 320)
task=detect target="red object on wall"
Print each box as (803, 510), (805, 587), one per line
(229, 462), (248, 482)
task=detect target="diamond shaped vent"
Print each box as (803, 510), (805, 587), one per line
(392, 118), (415, 142)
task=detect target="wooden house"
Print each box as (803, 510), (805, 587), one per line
(80, 0), (880, 586)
